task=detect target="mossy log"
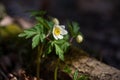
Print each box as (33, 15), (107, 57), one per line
(45, 46), (120, 80)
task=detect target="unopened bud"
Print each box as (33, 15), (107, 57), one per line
(52, 18), (59, 25)
(76, 35), (83, 43)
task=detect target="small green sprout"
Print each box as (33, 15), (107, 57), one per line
(73, 70), (89, 80)
(64, 67), (89, 80)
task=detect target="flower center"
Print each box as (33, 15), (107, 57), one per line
(54, 27), (61, 36)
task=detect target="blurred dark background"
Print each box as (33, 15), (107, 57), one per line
(0, 0), (120, 69)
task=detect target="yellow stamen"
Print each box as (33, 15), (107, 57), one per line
(54, 27), (61, 36)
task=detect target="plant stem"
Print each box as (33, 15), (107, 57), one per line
(54, 59), (60, 80)
(70, 37), (74, 43)
(37, 44), (43, 80)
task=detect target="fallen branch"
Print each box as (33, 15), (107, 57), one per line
(63, 46), (120, 80)
(44, 47), (120, 80)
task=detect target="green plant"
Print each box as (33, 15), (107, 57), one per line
(18, 11), (83, 80)
(64, 66), (89, 80)
(73, 70), (89, 80)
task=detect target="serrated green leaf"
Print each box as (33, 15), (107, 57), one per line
(32, 34), (40, 49)
(18, 33), (26, 37)
(25, 32), (36, 39)
(40, 34), (45, 42)
(45, 42), (52, 54)
(27, 28), (36, 31)
(67, 21), (74, 36)
(45, 20), (54, 29)
(36, 17), (49, 29)
(59, 52), (64, 61)
(43, 20), (51, 29)
(54, 40), (70, 52)
(68, 21), (80, 37)
(36, 17), (47, 28)
(61, 41), (70, 52)
(54, 44), (63, 55)
(34, 24), (46, 42)
(47, 46), (52, 54)
(54, 39), (65, 44)
(72, 22), (80, 34)
(18, 25), (38, 39)
(54, 44), (64, 61)
(36, 17), (44, 23)
(35, 25), (42, 33)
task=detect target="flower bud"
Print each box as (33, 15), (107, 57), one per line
(52, 18), (59, 25)
(76, 35), (83, 43)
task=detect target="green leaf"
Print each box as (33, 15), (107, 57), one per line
(24, 30), (37, 39)
(18, 33), (26, 37)
(53, 39), (66, 45)
(35, 24), (42, 33)
(36, 17), (44, 23)
(54, 44), (63, 55)
(40, 34), (45, 42)
(63, 65), (72, 74)
(51, 41), (55, 47)
(61, 41), (70, 52)
(51, 40), (70, 60)
(73, 70), (78, 80)
(18, 27), (37, 39)
(36, 17), (49, 29)
(34, 24), (46, 42)
(67, 21), (74, 36)
(30, 10), (46, 17)
(54, 40), (70, 52)
(67, 21), (80, 37)
(45, 41), (54, 55)
(47, 46), (52, 54)
(32, 34), (40, 49)
(54, 44), (64, 61)
(77, 75), (89, 80)
(45, 20), (54, 29)
(59, 52), (64, 61)
(72, 22), (80, 34)
(64, 35), (69, 40)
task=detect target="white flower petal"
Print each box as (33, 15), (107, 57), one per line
(60, 25), (65, 28)
(52, 23), (68, 40)
(61, 28), (68, 35)
(57, 35), (63, 39)
(53, 33), (58, 40)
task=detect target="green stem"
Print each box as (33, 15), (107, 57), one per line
(37, 44), (43, 80)
(54, 59), (60, 80)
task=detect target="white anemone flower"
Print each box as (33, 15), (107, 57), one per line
(52, 24), (68, 40)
